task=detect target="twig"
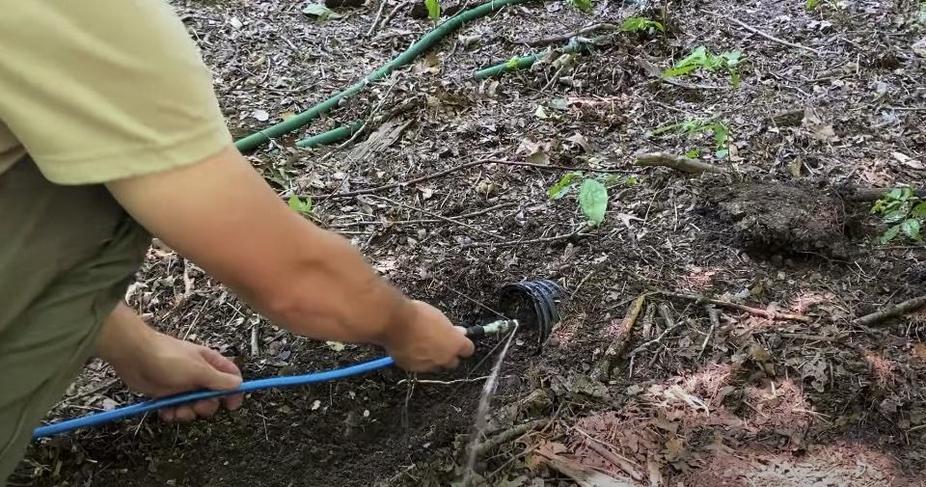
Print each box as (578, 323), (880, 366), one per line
(853, 295), (926, 326)
(250, 325), (260, 357)
(636, 152), (727, 174)
(709, 11), (819, 55)
(660, 291), (811, 322)
(574, 427), (644, 481)
(396, 376), (492, 386)
(628, 318), (682, 356)
(472, 419), (548, 459)
(366, 0), (389, 37)
(699, 305), (719, 359)
(462, 228), (592, 249)
(592, 294), (647, 381)
(310, 159), (625, 200)
(372, 195), (503, 240)
(327, 202), (517, 228)
(524, 22), (619, 47)
(377, 0), (408, 33)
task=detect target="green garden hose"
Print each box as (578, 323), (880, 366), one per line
(234, 0), (526, 152)
(295, 121), (363, 148)
(474, 37), (586, 79)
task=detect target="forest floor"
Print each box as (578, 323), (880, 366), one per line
(14, 0), (926, 485)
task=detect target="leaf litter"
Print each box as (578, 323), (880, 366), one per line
(19, 0), (926, 485)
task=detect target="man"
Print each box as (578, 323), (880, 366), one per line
(0, 1), (475, 481)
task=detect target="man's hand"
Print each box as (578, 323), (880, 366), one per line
(381, 301), (475, 372)
(98, 303), (243, 422)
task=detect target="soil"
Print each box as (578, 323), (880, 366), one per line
(12, 0), (926, 485)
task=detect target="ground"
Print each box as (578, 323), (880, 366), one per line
(12, 0), (926, 485)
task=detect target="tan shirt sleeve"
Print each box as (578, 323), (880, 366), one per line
(0, 1), (232, 185)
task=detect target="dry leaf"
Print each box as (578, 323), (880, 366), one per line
(566, 133), (590, 152)
(913, 342), (926, 363)
(252, 109), (270, 122)
(893, 151), (925, 169)
(647, 457), (664, 486)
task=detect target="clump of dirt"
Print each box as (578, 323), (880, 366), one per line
(703, 180), (848, 257)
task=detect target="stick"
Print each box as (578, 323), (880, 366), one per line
(463, 228), (592, 249)
(372, 195), (503, 240)
(327, 202), (517, 228)
(636, 152), (727, 174)
(628, 319), (682, 356)
(574, 427), (644, 481)
(377, 0), (408, 32)
(523, 22), (619, 47)
(366, 0), (389, 36)
(660, 291), (811, 322)
(472, 419), (548, 459)
(699, 305), (719, 359)
(711, 12), (819, 55)
(309, 159), (625, 200)
(853, 295), (926, 326)
(592, 294), (647, 381)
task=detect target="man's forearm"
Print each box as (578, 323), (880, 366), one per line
(107, 146), (413, 346)
(247, 227), (415, 346)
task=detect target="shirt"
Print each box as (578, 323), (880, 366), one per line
(0, 0), (232, 185)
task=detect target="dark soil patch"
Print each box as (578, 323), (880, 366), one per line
(703, 179), (849, 258)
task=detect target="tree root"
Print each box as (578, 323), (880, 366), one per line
(661, 291), (811, 322)
(636, 152), (727, 174)
(592, 294), (647, 381)
(853, 295), (926, 326)
(472, 419), (549, 459)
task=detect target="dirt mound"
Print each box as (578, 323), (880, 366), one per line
(704, 180), (848, 257)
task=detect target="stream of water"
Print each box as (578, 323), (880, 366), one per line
(461, 322), (519, 485)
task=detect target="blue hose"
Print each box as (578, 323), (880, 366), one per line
(33, 356), (395, 439)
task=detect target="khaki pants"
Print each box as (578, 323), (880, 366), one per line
(0, 158), (150, 482)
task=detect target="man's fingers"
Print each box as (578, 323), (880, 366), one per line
(174, 405), (197, 423)
(192, 398), (220, 418)
(223, 393), (244, 411)
(160, 408), (175, 422)
(195, 348), (243, 391)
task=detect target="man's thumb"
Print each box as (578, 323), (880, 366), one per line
(195, 361), (243, 391)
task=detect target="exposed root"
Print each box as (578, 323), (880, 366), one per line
(592, 294), (647, 381)
(661, 291), (811, 322)
(853, 295), (926, 326)
(636, 152), (727, 174)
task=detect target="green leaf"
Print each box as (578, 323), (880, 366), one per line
(884, 206), (909, 223)
(622, 175), (639, 186)
(685, 148), (701, 159)
(715, 148), (729, 159)
(902, 219), (922, 240)
(288, 195), (313, 215)
(912, 202), (926, 218)
(578, 179), (608, 226)
(880, 224), (901, 244)
(505, 56), (521, 70)
(302, 3), (339, 20)
(720, 51), (743, 67)
(547, 172), (581, 200)
(886, 188), (903, 200)
(710, 121), (730, 149)
(424, 0), (441, 20)
(569, 0), (593, 12)
(806, 0), (821, 10)
(620, 17), (665, 33)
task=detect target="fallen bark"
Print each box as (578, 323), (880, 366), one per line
(635, 152), (727, 174)
(853, 295), (926, 326)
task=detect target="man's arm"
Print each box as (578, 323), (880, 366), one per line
(107, 146), (474, 371)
